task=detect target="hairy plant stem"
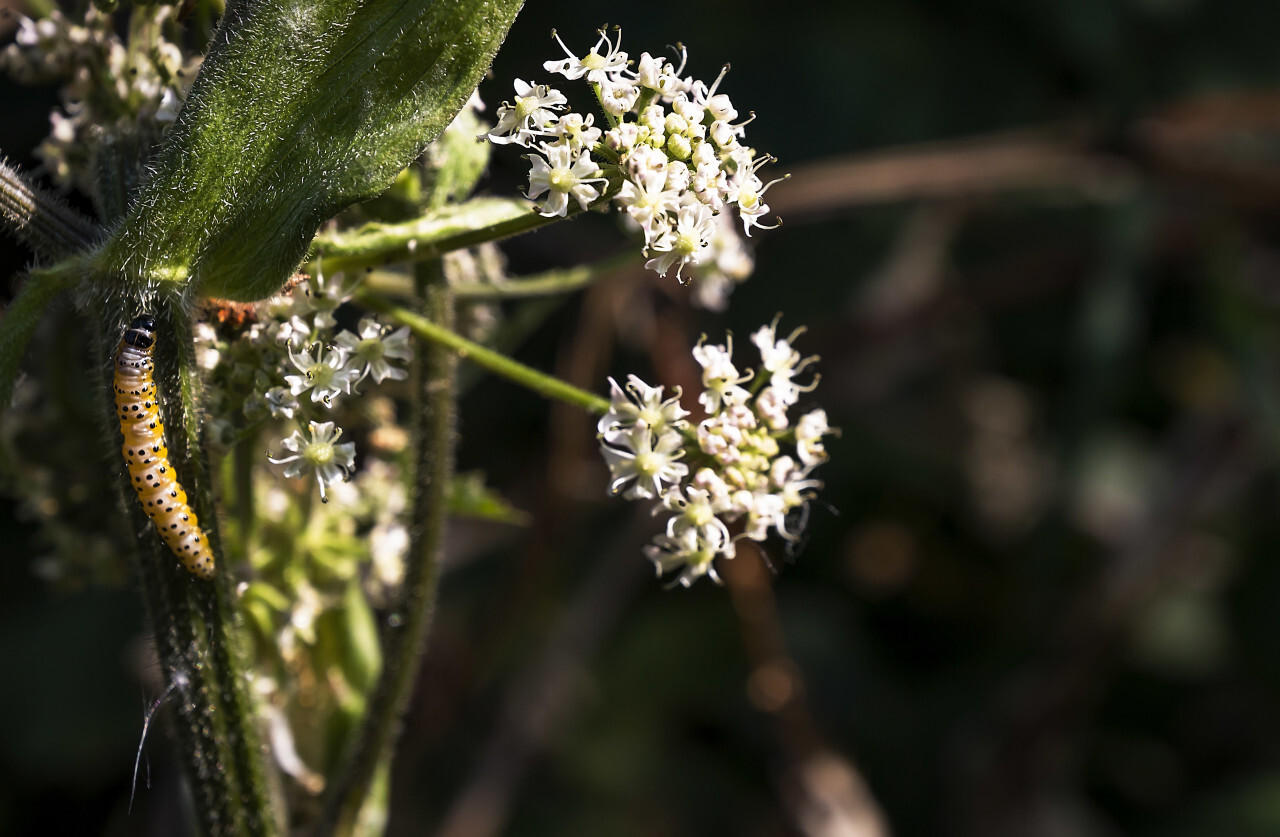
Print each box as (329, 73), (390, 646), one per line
(0, 155), (96, 258)
(316, 260), (456, 836)
(100, 301), (279, 837)
(357, 289), (610, 416)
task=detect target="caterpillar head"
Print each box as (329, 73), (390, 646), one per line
(124, 314), (157, 349)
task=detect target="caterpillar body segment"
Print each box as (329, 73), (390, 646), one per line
(113, 314), (216, 580)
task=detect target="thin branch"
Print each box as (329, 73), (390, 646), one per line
(767, 127), (1138, 218)
(356, 289), (611, 415)
(315, 261), (456, 836)
(724, 553), (891, 837)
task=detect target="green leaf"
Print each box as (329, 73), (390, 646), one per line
(98, 0), (524, 301)
(448, 470), (531, 525)
(336, 577), (382, 695)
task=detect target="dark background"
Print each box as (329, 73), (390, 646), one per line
(6, 0), (1280, 834)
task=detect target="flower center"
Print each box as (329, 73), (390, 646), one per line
(306, 441), (334, 466)
(548, 166), (572, 192)
(633, 451), (661, 479)
(309, 363), (335, 388)
(514, 95), (537, 120)
(675, 229), (699, 256)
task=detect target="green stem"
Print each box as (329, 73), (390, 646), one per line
(356, 289), (610, 415)
(306, 182), (622, 278)
(362, 250), (638, 301)
(306, 197), (546, 276)
(0, 155), (97, 258)
(317, 260), (455, 836)
(104, 303), (279, 837)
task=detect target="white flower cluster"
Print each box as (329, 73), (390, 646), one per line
(485, 28), (781, 308)
(195, 273), (413, 501)
(598, 319), (833, 587)
(1, 5), (191, 188)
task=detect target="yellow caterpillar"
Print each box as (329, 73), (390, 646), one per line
(113, 314), (215, 579)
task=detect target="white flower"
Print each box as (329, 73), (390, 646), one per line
(598, 77), (640, 116)
(312, 272), (356, 330)
(600, 420), (689, 500)
(621, 142), (666, 179)
(697, 404), (756, 464)
(671, 98), (705, 127)
(689, 63), (731, 109)
(741, 489), (786, 542)
(693, 335), (752, 413)
(604, 123), (640, 154)
(552, 111), (602, 153)
(751, 318), (818, 404)
(284, 343), (360, 405)
(706, 93), (738, 123)
(710, 119), (740, 151)
(774, 465), (823, 542)
(755, 386), (790, 431)
(616, 164), (681, 245)
(664, 160), (692, 194)
(725, 152), (785, 236)
(370, 521), (408, 589)
(795, 409), (832, 467)
(598, 375), (689, 444)
(644, 527), (717, 587)
(487, 79), (567, 146)
(268, 421), (357, 503)
(526, 142), (607, 217)
(643, 503), (733, 588)
(274, 314), (313, 350)
(633, 48), (689, 98)
(544, 27), (629, 84)
(264, 386), (300, 420)
(753, 318), (800, 371)
(192, 322), (220, 370)
(644, 200), (717, 281)
(661, 485), (733, 558)
(633, 51), (664, 90)
(686, 211), (754, 310)
(334, 318), (413, 385)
